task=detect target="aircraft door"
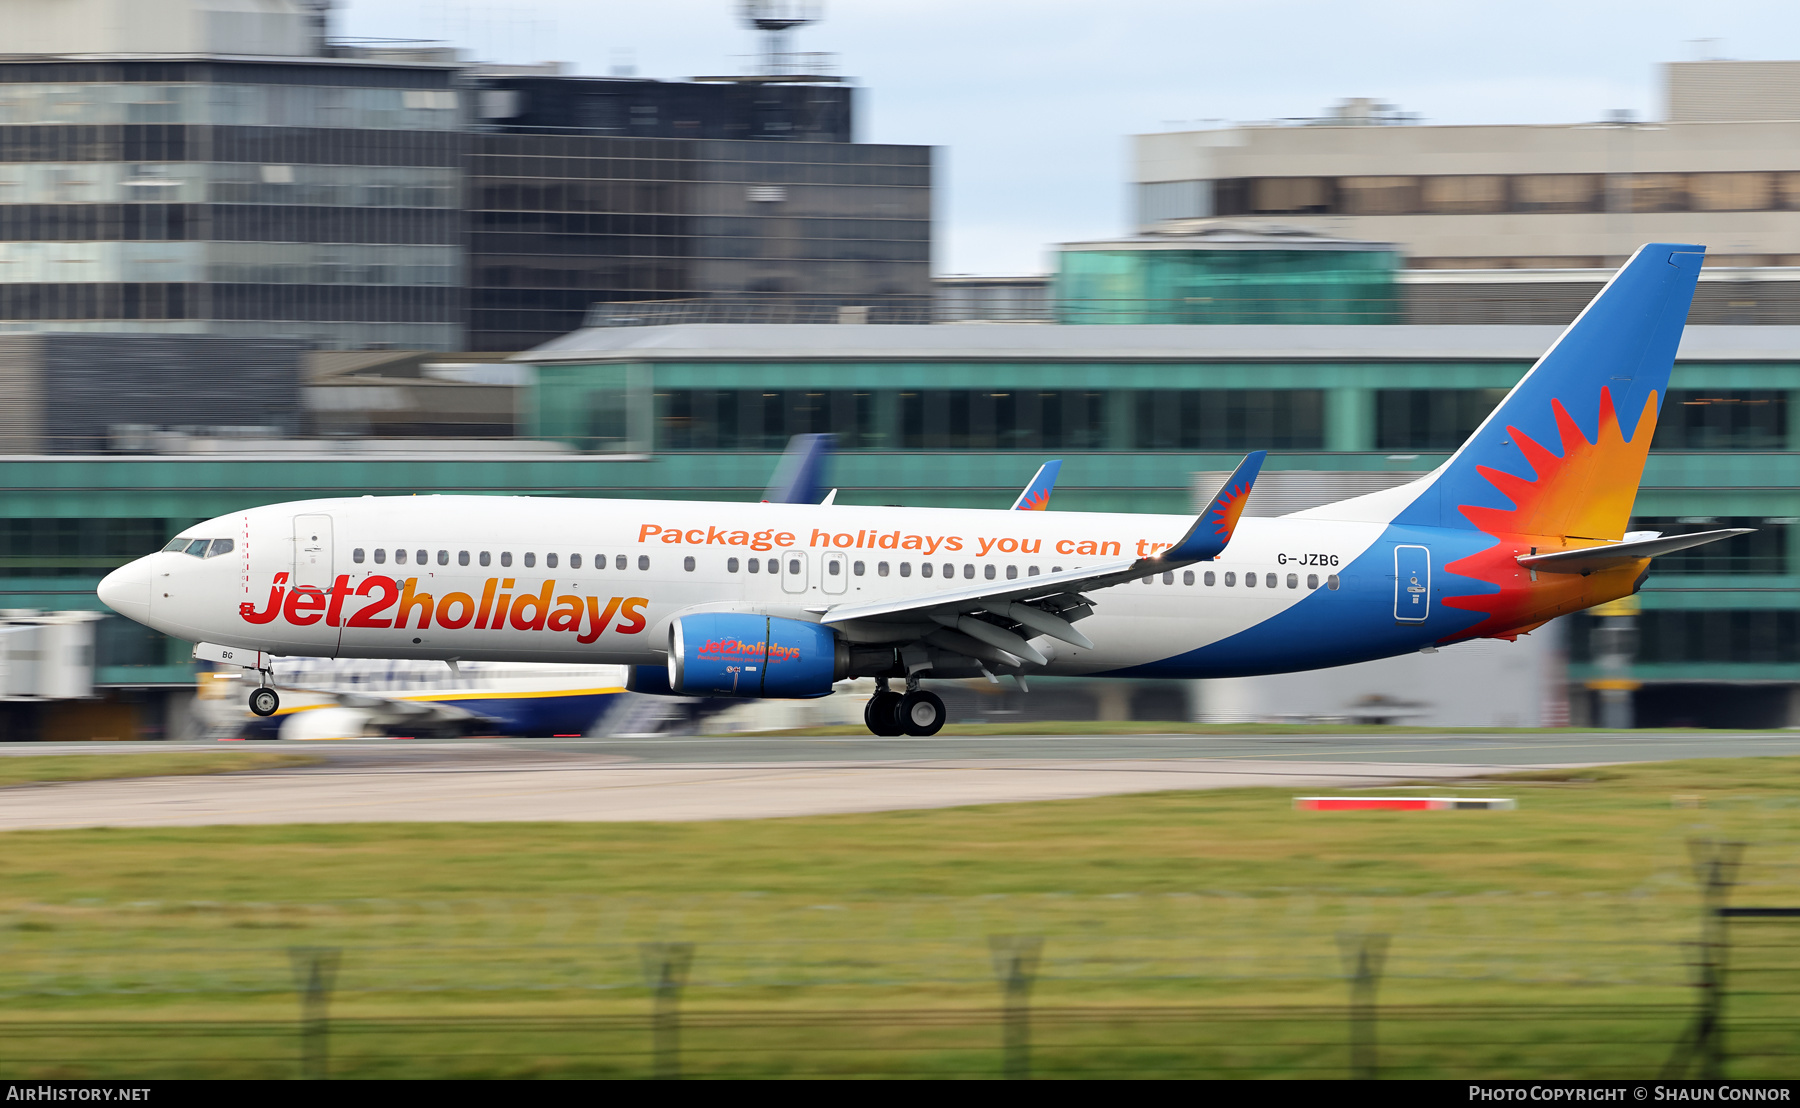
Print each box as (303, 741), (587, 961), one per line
(293, 515), (334, 588)
(820, 551), (848, 594)
(781, 551), (808, 594)
(1394, 544), (1430, 623)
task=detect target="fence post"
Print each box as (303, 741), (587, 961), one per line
(1664, 839), (1745, 1079)
(640, 942), (695, 1080)
(288, 946), (341, 1081)
(989, 935), (1044, 1080)
(1337, 932), (1390, 1080)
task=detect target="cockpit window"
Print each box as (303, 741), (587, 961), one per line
(208, 539), (234, 558)
(162, 537), (191, 553)
(184, 539), (211, 557)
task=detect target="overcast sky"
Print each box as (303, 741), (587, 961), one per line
(341, 1), (1800, 275)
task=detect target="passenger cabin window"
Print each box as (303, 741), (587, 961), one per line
(570, 554), (581, 569)
(878, 561), (890, 576)
(639, 556), (650, 570)
(1163, 571), (1174, 585)
(765, 558), (777, 573)
(1183, 570), (1194, 585)
(1028, 566), (1040, 576)
(1223, 571), (1235, 586)
(374, 549), (387, 564)
(963, 564), (974, 579)
(395, 549), (408, 565)
(1307, 574), (1319, 589)
(500, 552), (512, 568)
(684, 556), (695, 572)
(524, 552), (536, 568)
(1244, 571), (1255, 587)
(1204, 571), (1215, 586)
(437, 550), (448, 566)
(728, 558), (740, 572)
(1006, 565), (1017, 580)
(479, 551), (490, 567)
(920, 562), (933, 578)
(416, 550), (427, 565)
(1287, 573), (1298, 589)
(1266, 573), (1278, 588)
(1327, 574), (1341, 591)
(616, 555), (627, 570)
(853, 561), (866, 576)
(827, 560), (840, 576)
(787, 558), (800, 575)
(353, 548), (365, 564)
(546, 553), (558, 569)
(746, 558), (759, 573)
(984, 565), (996, 580)
(900, 562), (912, 577)
(459, 551), (470, 566)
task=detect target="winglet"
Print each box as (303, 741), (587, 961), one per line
(1159, 451), (1266, 562)
(762, 433), (835, 504)
(1011, 459), (1062, 510)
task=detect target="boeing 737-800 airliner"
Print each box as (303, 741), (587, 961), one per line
(99, 244), (1746, 736)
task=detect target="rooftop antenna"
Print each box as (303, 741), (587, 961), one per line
(742, 1), (821, 77)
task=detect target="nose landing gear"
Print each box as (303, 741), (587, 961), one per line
(248, 686), (280, 717)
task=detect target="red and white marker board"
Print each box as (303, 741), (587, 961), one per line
(1294, 797), (1516, 811)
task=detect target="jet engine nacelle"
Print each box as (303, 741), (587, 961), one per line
(667, 613), (847, 698)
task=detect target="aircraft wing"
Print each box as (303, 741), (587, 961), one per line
(818, 453), (1266, 667)
(1010, 459), (1062, 510)
(1515, 528), (1753, 574)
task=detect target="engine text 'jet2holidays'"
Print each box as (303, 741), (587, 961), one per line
(100, 244), (1745, 736)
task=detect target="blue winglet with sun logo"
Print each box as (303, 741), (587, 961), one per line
(1011, 459), (1063, 511)
(1160, 451), (1266, 563)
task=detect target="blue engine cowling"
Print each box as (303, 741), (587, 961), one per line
(667, 613), (847, 698)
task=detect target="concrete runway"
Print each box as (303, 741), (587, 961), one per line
(0, 731), (1795, 829)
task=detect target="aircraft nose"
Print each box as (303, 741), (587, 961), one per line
(98, 557), (152, 622)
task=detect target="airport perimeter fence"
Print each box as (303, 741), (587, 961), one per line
(3, 842), (1800, 1079)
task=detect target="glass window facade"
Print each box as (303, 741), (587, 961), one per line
(1653, 390), (1788, 450)
(1571, 610), (1800, 665)
(1629, 517), (1790, 575)
(1132, 389), (1324, 450)
(0, 61), (466, 350)
(1055, 247), (1399, 325)
(1376, 388), (1509, 450)
(1206, 172), (1800, 217)
(0, 517), (167, 577)
(467, 134), (932, 351)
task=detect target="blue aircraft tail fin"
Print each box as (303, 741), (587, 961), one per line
(763, 433), (835, 505)
(1011, 459), (1062, 510)
(1393, 244), (1704, 540)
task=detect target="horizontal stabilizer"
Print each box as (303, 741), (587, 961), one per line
(1516, 528), (1752, 575)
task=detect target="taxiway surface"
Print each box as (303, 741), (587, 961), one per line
(0, 731), (1792, 829)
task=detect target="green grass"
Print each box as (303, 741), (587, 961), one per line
(0, 756), (1797, 1077)
(740, 720), (1789, 737)
(0, 751), (319, 787)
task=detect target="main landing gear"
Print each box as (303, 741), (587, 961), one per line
(864, 678), (945, 737)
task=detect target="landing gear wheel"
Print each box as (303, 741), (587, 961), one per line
(864, 690), (904, 736)
(248, 687), (280, 717)
(897, 690), (945, 737)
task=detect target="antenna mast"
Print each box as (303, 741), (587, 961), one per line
(741, 0), (822, 77)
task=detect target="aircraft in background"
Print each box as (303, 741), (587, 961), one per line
(103, 244), (1746, 738)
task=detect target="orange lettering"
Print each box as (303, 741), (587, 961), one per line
(578, 595), (621, 644)
(616, 596), (650, 635)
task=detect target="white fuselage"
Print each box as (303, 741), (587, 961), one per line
(102, 495), (1393, 677)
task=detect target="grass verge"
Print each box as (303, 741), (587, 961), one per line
(0, 755), (1795, 1077)
(0, 751), (319, 788)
